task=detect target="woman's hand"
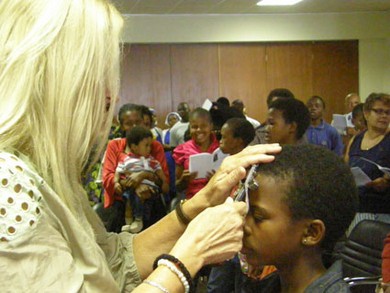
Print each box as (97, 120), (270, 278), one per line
(366, 177), (390, 192)
(176, 170), (197, 191)
(193, 144), (281, 208)
(114, 182), (123, 195)
(169, 199), (247, 276)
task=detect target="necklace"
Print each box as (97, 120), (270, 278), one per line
(362, 132), (384, 150)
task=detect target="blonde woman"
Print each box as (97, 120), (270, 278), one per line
(0, 0), (282, 292)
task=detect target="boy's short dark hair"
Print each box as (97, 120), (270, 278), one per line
(190, 107), (213, 124)
(225, 118), (255, 147)
(307, 95), (326, 109)
(126, 126), (153, 146)
(269, 98), (310, 140)
(256, 144), (358, 251)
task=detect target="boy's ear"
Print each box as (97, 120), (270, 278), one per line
(301, 219), (325, 246)
(288, 122), (298, 135)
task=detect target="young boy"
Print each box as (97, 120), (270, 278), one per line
(115, 126), (168, 233)
(241, 144), (358, 292)
(306, 95), (344, 156)
(266, 98), (310, 145)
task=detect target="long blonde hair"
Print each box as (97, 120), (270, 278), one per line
(0, 0), (123, 230)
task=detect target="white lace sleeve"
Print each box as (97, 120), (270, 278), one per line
(0, 152), (42, 242)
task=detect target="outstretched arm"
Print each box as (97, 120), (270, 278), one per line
(133, 144), (282, 280)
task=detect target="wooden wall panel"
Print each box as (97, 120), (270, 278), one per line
(119, 41), (359, 128)
(266, 43), (313, 104)
(218, 44), (267, 123)
(312, 41), (359, 122)
(120, 44), (172, 127)
(170, 44), (219, 111)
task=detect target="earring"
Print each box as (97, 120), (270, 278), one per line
(302, 239), (307, 244)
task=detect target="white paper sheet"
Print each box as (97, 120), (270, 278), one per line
(201, 99), (213, 111)
(360, 157), (390, 176)
(189, 148), (228, 179)
(332, 114), (348, 134)
(351, 167), (372, 186)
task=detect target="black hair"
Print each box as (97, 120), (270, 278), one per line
(126, 126), (153, 147)
(139, 105), (154, 128)
(352, 103), (366, 122)
(217, 97), (230, 107)
(140, 105), (153, 119)
(118, 103), (140, 126)
(266, 88), (295, 108)
(231, 99), (244, 113)
(256, 144), (358, 251)
(189, 107), (213, 124)
(225, 118), (255, 147)
(307, 95), (326, 109)
(269, 98), (310, 140)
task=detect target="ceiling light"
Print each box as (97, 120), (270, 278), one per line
(257, 0), (303, 6)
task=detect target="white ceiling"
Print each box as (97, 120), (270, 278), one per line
(112, 0), (390, 15)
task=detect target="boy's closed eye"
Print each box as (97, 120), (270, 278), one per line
(249, 206), (269, 223)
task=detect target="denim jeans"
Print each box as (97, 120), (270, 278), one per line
(123, 190), (144, 219)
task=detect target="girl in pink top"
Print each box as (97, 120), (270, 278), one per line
(173, 108), (219, 199)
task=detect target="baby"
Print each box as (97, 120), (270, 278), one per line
(115, 126), (167, 233)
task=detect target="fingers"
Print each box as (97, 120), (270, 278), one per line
(221, 144), (282, 173)
(233, 201), (247, 218)
(218, 166), (246, 191)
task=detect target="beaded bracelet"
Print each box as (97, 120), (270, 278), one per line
(153, 254), (194, 293)
(158, 259), (190, 293)
(175, 199), (191, 225)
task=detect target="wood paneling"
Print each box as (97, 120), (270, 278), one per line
(266, 43), (314, 103)
(170, 44), (219, 112)
(218, 44), (267, 123)
(119, 41), (358, 126)
(312, 41), (359, 122)
(120, 44), (172, 127)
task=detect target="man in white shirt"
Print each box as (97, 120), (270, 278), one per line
(344, 93), (361, 128)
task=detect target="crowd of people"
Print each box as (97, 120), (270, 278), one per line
(0, 0), (389, 292)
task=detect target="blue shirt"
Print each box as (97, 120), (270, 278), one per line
(306, 120), (344, 156)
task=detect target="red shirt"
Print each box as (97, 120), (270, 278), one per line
(173, 135), (219, 199)
(383, 233), (390, 282)
(102, 138), (169, 208)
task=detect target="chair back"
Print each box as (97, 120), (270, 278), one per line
(341, 220), (390, 278)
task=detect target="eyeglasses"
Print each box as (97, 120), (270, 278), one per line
(370, 108), (390, 116)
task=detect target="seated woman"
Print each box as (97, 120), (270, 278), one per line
(241, 144), (358, 292)
(173, 108), (220, 199)
(345, 93), (390, 233)
(103, 103), (170, 232)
